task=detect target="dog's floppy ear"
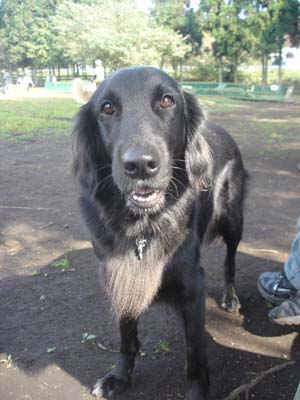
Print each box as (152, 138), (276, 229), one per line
(183, 90), (212, 192)
(72, 102), (108, 195)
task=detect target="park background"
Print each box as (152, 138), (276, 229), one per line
(0, 1), (300, 400)
(0, 0), (300, 89)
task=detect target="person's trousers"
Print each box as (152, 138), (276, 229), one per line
(284, 230), (300, 290)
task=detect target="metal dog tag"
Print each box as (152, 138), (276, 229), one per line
(135, 238), (147, 260)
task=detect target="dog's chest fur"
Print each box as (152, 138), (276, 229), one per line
(97, 196), (194, 318)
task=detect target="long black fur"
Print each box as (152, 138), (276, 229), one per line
(73, 67), (247, 400)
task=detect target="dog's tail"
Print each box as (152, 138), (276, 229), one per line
(71, 78), (96, 104)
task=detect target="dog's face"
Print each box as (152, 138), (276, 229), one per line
(73, 67), (209, 217)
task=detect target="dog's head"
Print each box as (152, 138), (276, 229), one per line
(73, 67), (211, 216)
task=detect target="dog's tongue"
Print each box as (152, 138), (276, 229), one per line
(134, 188), (154, 195)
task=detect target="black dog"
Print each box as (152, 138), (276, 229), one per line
(73, 67), (247, 400)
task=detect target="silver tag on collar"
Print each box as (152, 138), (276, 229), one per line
(135, 238), (147, 260)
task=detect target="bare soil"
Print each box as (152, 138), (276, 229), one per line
(0, 98), (300, 400)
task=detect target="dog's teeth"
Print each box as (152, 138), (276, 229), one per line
(131, 190), (160, 205)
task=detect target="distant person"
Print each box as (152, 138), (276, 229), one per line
(45, 73), (51, 84)
(2, 70), (12, 94)
(22, 75), (34, 92)
(51, 75), (57, 84)
(93, 59), (104, 85)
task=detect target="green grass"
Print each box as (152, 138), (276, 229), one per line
(154, 339), (171, 354)
(0, 98), (79, 140)
(52, 256), (71, 269)
(200, 95), (250, 112)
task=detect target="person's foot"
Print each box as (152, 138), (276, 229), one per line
(257, 271), (297, 305)
(268, 294), (300, 325)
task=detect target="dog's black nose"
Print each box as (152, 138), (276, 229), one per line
(122, 147), (160, 179)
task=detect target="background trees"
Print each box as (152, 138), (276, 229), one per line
(52, 0), (190, 71)
(0, 0), (299, 84)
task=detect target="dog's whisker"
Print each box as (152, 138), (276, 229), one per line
(171, 165), (186, 172)
(169, 179), (179, 199)
(93, 174), (114, 196)
(171, 175), (187, 192)
(172, 158), (186, 163)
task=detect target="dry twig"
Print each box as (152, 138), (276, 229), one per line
(222, 360), (295, 400)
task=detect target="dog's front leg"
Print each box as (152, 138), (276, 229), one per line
(93, 318), (139, 399)
(179, 272), (209, 400)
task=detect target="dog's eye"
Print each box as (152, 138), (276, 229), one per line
(160, 95), (174, 108)
(102, 102), (115, 115)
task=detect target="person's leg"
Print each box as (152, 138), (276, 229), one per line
(294, 380), (300, 400)
(284, 231), (300, 290)
(268, 293), (300, 325)
(257, 271), (297, 304)
(257, 230), (300, 304)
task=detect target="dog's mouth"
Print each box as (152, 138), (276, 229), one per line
(127, 188), (164, 210)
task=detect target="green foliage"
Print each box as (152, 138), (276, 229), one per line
(52, 0), (190, 69)
(198, 0), (257, 83)
(0, 0), (299, 84)
(238, 68), (300, 85)
(154, 339), (171, 354)
(248, 0), (300, 84)
(0, 0), (59, 67)
(151, 0), (202, 55)
(52, 256), (71, 269)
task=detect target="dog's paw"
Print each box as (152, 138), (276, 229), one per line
(92, 373), (131, 399)
(221, 292), (241, 313)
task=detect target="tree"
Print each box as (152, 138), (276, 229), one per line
(250, 0), (300, 85)
(248, 1), (276, 85)
(0, 0), (59, 73)
(198, 0), (255, 83)
(52, 0), (190, 71)
(151, 0), (202, 77)
(273, 0), (300, 84)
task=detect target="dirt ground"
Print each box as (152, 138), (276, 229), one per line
(0, 97), (300, 400)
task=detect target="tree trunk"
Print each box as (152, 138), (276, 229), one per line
(172, 61), (178, 80)
(261, 53), (269, 86)
(217, 56), (223, 83)
(179, 59), (183, 82)
(233, 55), (238, 83)
(31, 66), (36, 84)
(265, 55), (268, 86)
(160, 57), (164, 70)
(261, 53), (266, 86)
(278, 43), (283, 85)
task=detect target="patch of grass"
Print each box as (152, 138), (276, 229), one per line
(154, 339), (171, 354)
(200, 95), (249, 112)
(0, 98), (79, 140)
(52, 256), (70, 269)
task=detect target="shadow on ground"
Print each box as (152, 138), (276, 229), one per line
(1, 248), (299, 400)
